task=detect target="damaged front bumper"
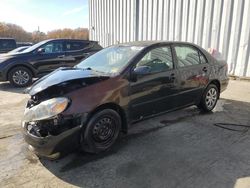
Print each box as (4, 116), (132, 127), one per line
(22, 114), (87, 159)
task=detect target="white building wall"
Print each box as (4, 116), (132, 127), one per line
(89, 0), (250, 77)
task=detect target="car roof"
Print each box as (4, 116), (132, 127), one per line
(17, 42), (33, 44)
(116, 40), (212, 61)
(117, 40), (200, 48)
(45, 38), (97, 43)
(0, 38), (15, 40)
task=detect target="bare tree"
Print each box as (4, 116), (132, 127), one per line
(47, 28), (89, 40)
(0, 22), (32, 42)
(0, 22), (89, 43)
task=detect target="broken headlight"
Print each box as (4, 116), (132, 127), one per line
(23, 97), (70, 122)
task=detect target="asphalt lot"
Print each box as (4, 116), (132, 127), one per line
(0, 80), (250, 188)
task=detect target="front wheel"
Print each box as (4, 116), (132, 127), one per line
(81, 109), (121, 153)
(8, 66), (33, 87)
(198, 84), (219, 112)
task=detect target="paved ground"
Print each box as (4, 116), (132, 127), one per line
(0, 80), (250, 188)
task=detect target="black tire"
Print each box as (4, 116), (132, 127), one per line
(198, 84), (219, 112)
(8, 66), (33, 87)
(81, 109), (121, 153)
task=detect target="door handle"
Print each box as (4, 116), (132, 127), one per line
(202, 67), (208, 72)
(58, 55), (65, 58)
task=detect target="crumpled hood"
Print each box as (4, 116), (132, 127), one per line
(28, 67), (109, 95)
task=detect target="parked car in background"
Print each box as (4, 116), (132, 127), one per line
(0, 38), (17, 53)
(16, 42), (33, 47)
(22, 41), (229, 159)
(0, 39), (102, 87)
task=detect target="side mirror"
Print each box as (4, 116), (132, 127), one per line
(133, 66), (151, 75)
(130, 66), (151, 82)
(37, 48), (45, 54)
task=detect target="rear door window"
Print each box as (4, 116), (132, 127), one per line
(65, 41), (88, 51)
(174, 45), (206, 67)
(199, 51), (207, 64)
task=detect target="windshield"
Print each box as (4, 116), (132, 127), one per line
(22, 40), (49, 53)
(76, 45), (143, 74)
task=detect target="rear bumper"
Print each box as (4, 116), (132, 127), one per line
(22, 121), (81, 159)
(220, 78), (229, 93)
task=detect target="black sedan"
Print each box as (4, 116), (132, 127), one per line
(0, 39), (102, 87)
(22, 41), (229, 159)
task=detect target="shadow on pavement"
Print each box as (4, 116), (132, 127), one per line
(39, 99), (250, 188)
(0, 82), (27, 94)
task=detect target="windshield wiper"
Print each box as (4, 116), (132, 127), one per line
(74, 66), (92, 70)
(77, 67), (108, 75)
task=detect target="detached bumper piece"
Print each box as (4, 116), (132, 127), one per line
(22, 116), (82, 159)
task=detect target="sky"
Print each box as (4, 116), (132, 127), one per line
(0, 0), (89, 33)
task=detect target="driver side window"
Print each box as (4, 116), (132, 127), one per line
(42, 41), (63, 54)
(136, 46), (173, 73)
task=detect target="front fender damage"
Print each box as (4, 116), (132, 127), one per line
(23, 73), (109, 158)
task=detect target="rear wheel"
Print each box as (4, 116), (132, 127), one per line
(198, 84), (219, 112)
(8, 66), (33, 87)
(81, 109), (121, 153)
